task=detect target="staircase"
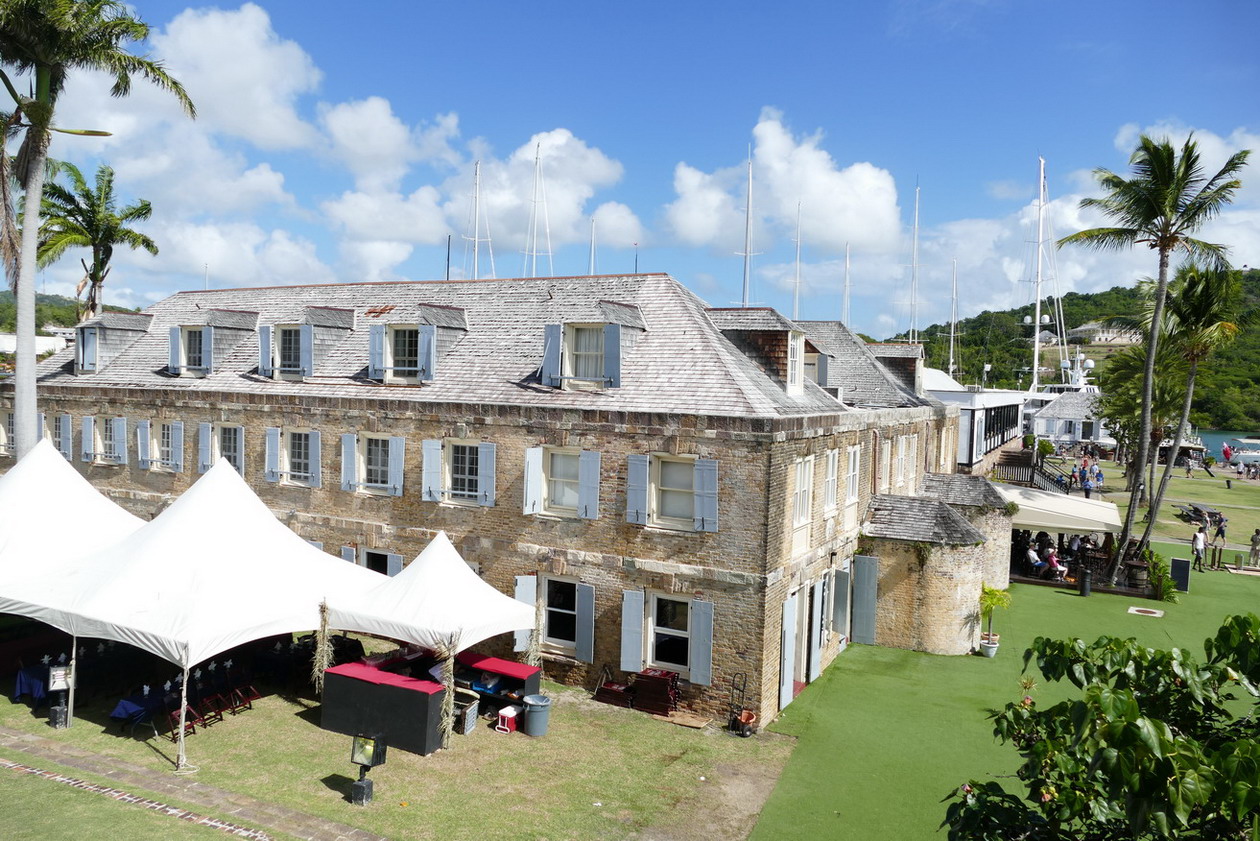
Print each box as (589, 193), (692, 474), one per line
(990, 451), (1068, 494)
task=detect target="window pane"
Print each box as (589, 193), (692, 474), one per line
(289, 432), (310, 478)
(660, 489), (693, 520)
(655, 598), (688, 632)
(546, 610), (577, 644)
(547, 452), (579, 509)
(185, 329), (203, 368)
(653, 632), (689, 669)
(546, 579), (577, 611)
(279, 328), (302, 370)
(571, 326), (603, 379)
(659, 460), (693, 491)
(365, 437), (389, 485)
(392, 328), (419, 372)
(449, 444), (479, 499)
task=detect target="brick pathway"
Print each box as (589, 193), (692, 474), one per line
(0, 725), (387, 841)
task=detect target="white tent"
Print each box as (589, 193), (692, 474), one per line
(326, 531), (535, 654)
(993, 484), (1123, 534)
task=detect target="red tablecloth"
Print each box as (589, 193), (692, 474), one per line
(325, 662), (442, 695)
(455, 651), (540, 682)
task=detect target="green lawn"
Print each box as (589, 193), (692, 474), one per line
(752, 564), (1260, 840)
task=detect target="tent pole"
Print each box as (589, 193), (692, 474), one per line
(67, 635), (77, 726)
(176, 667), (189, 770)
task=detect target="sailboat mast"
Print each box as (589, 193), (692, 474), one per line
(1030, 156), (1046, 393)
(472, 161), (481, 280)
(842, 242), (851, 324)
(949, 258), (958, 378)
(525, 144), (541, 278)
(792, 203), (802, 320)
(588, 218), (597, 276)
(910, 186), (920, 343)
(741, 154), (753, 308)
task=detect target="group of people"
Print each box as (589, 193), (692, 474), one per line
(1013, 529), (1100, 581)
(1063, 459), (1105, 499)
(1191, 513), (1237, 571)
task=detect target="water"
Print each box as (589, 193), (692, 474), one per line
(1198, 429), (1257, 461)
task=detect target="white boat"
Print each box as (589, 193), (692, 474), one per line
(1225, 438), (1260, 466)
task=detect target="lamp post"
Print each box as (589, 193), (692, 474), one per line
(350, 734), (387, 805)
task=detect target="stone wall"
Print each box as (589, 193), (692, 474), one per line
(866, 538), (986, 655)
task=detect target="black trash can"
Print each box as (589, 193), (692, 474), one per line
(1078, 569), (1092, 598)
(522, 694), (551, 737)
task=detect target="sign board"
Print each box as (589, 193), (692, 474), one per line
(48, 665), (71, 692)
(1170, 558), (1191, 593)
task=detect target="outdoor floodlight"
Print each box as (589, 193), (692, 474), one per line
(349, 734), (387, 805)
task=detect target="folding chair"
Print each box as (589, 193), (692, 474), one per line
(166, 705), (199, 741)
(228, 682), (261, 714)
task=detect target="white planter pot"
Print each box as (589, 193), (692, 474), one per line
(979, 640), (1000, 658)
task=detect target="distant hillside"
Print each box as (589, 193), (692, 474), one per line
(892, 268), (1260, 430)
(0, 290), (137, 335)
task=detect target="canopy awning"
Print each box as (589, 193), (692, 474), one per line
(994, 484), (1122, 534)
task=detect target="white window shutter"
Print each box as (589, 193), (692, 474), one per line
(689, 599), (714, 686)
(341, 546), (357, 563)
(388, 436), (406, 497)
(204, 325), (216, 372)
(112, 417), (128, 465)
(58, 414), (72, 458)
(418, 324), (436, 381)
(309, 430), (322, 488)
(513, 575), (537, 653)
(198, 422), (212, 473)
(81, 416), (95, 462)
(264, 427), (281, 482)
(780, 594), (798, 711)
(626, 455), (649, 525)
(386, 553), (404, 576)
(576, 582), (596, 664)
(578, 450), (601, 520)
(299, 324), (314, 377)
(136, 420), (151, 470)
(368, 323), (386, 380)
(477, 442), (496, 506)
(35, 412), (44, 440)
(421, 439), (442, 501)
(522, 447), (543, 514)
(603, 323), (621, 387)
(168, 327), (181, 374)
(171, 421), (185, 473)
(541, 323), (562, 386)
(341, 433), (358, 491)
(620, 589), (645, 673)
(258, 325), (272, 376)
(817, 354), (830, 388)
(307, 540), (324, 551)
(694, 458), (719, 532)
(808, 580), (824, 682)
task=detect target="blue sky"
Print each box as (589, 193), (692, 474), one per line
(37, 0), (1260, 338)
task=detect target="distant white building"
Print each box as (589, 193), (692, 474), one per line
(923, 368), (1026, 474)
(0, 333), (67, 354)
(1031, 391), (1114, 448)
(1066, 321), (1139, 345)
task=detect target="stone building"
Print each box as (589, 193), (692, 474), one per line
(0, 272), (1004, 723)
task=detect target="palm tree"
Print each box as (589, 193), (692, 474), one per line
(0, 0), (194, 460)
(1138, 263), (1240, 549)
(38, 161), (157, 320)
(1059, 134), (1250, 569)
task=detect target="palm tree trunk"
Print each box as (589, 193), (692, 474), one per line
(13, 133), (49, 460)
(1140, 362), (1198, 549)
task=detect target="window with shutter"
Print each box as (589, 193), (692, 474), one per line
(553, 322), (622, 390)
(77, 327), (98, 372)
(0, 412), (12, 456)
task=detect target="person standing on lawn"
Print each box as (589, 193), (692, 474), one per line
(1192, 525), (1207, 572)
(1250, 529), (1260, 568)
(1213, 513), (1228, 548)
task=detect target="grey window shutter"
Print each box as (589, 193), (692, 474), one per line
(309, 430), (322, 488)
(204, 325), (216, 372)
(264, 427), (281, 482)
(576, 583), (596, 664)
(522, 447), (543, 514)
(112, 418), (128, 465)
(689, 599), (714, 686)
(817, 354), (830, 388)
(851, 555), (878, 645)
(477, 442), (496, 506)
(171, 421), (185, 473)
(341, 546), (357, 563)
(541, 323), (562, 386)
(421, 439), (442, 501)
(603, 322), (621, 387)
(514, 575), (537, 653)
(232, 427), (244, 474)
(386, 552), (404, 576)
(198, 422), (212, 473)
(299, 324), (314, 377)
(388, 436), (406, 497)
(418, 324), (436, 381)
(36, 412), (44, 440)
(620, 589), (645, 673)
(694, 458), (719, 532)
(626, 454), (649, 525)
(307, 540), (324, 551)
(779, 593), (798, 711)
(258, 325), (272, 376)
(136, 420), (151, 470)
(808, 580), (824, 682)
(81, 416), (95, 462)
(58, 414), (72, 458)
(168, 327), (181, 374)
(831, 569), (849, 635)
(578, 450), (601, 520)
(368, 323), (386, 380)
(341, 433), (358, 491)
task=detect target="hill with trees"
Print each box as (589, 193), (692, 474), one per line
(0, 290), (135, 335)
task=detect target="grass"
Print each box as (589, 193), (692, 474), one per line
(752, 563), (1260, 840)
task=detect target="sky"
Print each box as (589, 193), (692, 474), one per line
(29, 0), (1260, 339)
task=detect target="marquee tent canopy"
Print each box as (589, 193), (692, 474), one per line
(993, 484), (1123, 535)
(326, 531), (535, 654)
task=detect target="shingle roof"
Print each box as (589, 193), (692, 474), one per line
(863, 494), (987, 545)
(38, 273), (851, 419)
(868, 343), (923, 359)
(598, 301), (647, 330)
(305, 306), (355, 329)
(1033, 391), (1100, 420)
(920, 473), (1007, 509)
(84, 312), (153, 331)
(706, 308), (801, 332)
(795, 321), (928, 408)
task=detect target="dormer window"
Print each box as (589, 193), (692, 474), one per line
(787, 331), (804, 395)
(391, 326), (420, 377)
(169, 325), (214, 376)
(76, 326), (99, 373)
(541, 322), (622, 389)
(368, 323), (436, 383)
(258, 324), (313, 378)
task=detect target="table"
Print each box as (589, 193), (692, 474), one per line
(321, 662), (445, 756)
(11, 666), (47, 704)
(110, 692), (166, 723)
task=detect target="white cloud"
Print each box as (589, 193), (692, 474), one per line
(338, 241), (415, 282)
(592, 202), (644, 249)
(322, 186), (449, 244)
(319, 97), (417, 193)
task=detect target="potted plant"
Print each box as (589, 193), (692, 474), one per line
(978, 583), (1011, 657)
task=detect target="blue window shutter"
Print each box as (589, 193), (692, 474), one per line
(832, 568), (850, 638)
(341, 433), (358, 492)
(808, 580), (824, 682)
(58, 414), (72, 458)
(77, 328), (97, 371)
(780, 593), (798, 711)
(817, 354), (829, 388)
(299, 324), (314, 377)
(81, 416), (95, 462)
(690, 599), (714, 686)
(168, 327), (181, 374)
(386, 553), (404, 576)
(578, 450), (601, 520)
(368, 323), (385, 380)
(204, 325), (216, 372)
(541, 323), (562, 386)
(36, 412), (44, 440)
(307, 540), (324, 551)
(309, 430), (322, 488)
(514, 575), (537, 653)
(603, 322), (621, 387)
(418, 324), (436, 381)
(136, 420), (151, 470)
(341, 546), (357, 563)
(851, 555), (878, 645)
(576, 583), (596, 664)
(620, 589), (645, 673)
(694, 458), (719, 532)
(171, 421), (185, 473)
(258, 325), (272, 376)
(388, 436), (406, 497)
(233, 427), (244, 474)
(198, 422), (212, 473)
(477, 442), (496, 506)
(112, 418), (128, 465)
(421, 439), (442, 501)
(264, 427), (281, 482)
(522, 447), (543, 514)
(626, 455), (649, 525)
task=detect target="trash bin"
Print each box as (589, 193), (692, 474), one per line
(522, 694), (551, 737)
(1227, 479), (1233, 489)
(1078, 569), (1092, 598)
